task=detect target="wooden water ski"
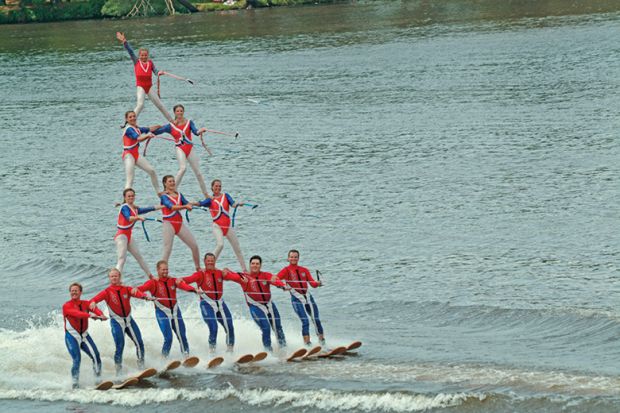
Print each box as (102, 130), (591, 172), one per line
(164, 360), (182, 372)
(252, 352), (268, 362)
(207, 356), (224, 369)
(317, 346), (347, 358)
(301, 345), (322, 360)
(182, 356), (200, 368)
(112, 377), (139, 389)
(134, 367), (157, 380)
(94, 380), (114, 391)
(286, 348), (307, 362)
(235, 354), (254, 364)
(346, 341), (362, 351)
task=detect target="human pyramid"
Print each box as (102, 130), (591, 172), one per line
(61, 32), (326, 389)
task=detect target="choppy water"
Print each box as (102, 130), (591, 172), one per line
(1, 1), (620, 412)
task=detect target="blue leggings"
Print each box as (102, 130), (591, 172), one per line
(64, 331), (101, 384)
(200, 299), (235, 347)
(155, 306), (189, 357)
(249, 302), (286, 351)
(291, 293), (324, 337)
(110, 317), (144, 367)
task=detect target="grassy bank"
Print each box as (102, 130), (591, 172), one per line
(0, 0), (337, 24)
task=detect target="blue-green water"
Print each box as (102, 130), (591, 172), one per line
(1, 1), (619, 411)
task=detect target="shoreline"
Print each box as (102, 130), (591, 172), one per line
(0, 0), (342, 24)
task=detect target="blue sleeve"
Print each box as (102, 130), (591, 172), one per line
(124, 41), (138, 64)
(161, 195), (174, 209)
(199, 198), (212, 208)
(189, 120), (199, 136)
(153, 124), (171, 135)
(137, 206), (155, 214)
(226, 193), (235, 206)
(181, 194), (189, 205)
(139, 126), (150, 134)
(125, 128), (140, 141)
(121, 205), (132, 220)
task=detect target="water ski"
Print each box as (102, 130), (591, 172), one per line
(207, 356), (224, 369)
(94, 380), (114, 391)
(346, 341), (362, 351)
(252, 352), (268, 362)
(301, 345), (322, 360)
(286, 348), (307, 362)
(164, 360), (182, 372)
(182, 356), (200, 368)
(112, 377), (139, 390)
(134, 367), (157, 380)
(318, 346), (347, 358)
(236, 354), (254, 364)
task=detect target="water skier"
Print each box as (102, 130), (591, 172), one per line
(121, 110), (161, 194)
(62, 282), (107, 388)
(277, 249), (325, 346)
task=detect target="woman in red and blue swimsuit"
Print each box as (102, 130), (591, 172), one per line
(153, 104), (209, 198)
(160, 175), (201, 271)
(115, 188), (161, 278)
(121, 110), (161, 194)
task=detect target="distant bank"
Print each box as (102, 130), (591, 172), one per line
(0, 0), (340, 24)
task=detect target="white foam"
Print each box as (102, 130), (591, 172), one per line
(0, 387), (482, 411)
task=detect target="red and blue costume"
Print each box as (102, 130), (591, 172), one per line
(115, 203), (156, 244)
(122, 125), (150, 161)
(227, 271), (287, 351)
(124, 41), (158, 94)
(161, 192), (189, 235)
(277, 265), (324, 339)
(62, 299), (103, 387)
(138, 277), (196, 357)
(153, 120), (199, 157)
(199, 193), (235, 235)
(90, 285), (148, 371)
(183, 269), (235, 349)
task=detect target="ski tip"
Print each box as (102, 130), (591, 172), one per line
(113, 377), (139, 390)
(303, 345), (322, 358)
(136, 367), (157, 380)
(236, 354), (254, 364)
(346, 341), (362, 351)
(182, 356), (200, 368)
(207, 356), (224, 369)
(94, 380), (114, 391)
(164, 360), (182, 371)
(286, 348), (308, 362)
(253, 352), (268, 362)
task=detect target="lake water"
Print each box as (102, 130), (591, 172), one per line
(1, 1), (619, 411)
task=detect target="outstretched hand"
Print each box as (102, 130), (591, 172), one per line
(116, 32), (126, 43)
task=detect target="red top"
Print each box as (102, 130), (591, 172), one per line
(138, 277), (196, 309)
(90, 285), (146, 318)
(227, 271), (285, 304)
(134, 60), (153, 89)
(183, 269), (236, 300)
(276, 265), (319, 295)
(62, 299), (103, 334)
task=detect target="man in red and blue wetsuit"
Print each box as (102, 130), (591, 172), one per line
(183, 253), (236, 352)
(224, 255), (289, 352)
(62, 282), (107, 388)
(89, 268), (156, 375)
(277, 249), (325, 346)
(138, 260), (200, 359)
